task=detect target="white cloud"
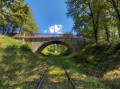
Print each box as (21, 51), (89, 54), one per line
(44, 30), (47, 33)
(49, 26), (55, 33)
(49, 24), (63, 34)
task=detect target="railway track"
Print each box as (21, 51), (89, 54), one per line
(61, 63), (77, 89)
(36, 61), (77, 89)
(37, 63), (52, 89)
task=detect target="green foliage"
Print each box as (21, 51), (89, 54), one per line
(106, 0), (120, 37)
(60, 49), (71, 56)
(4, 45), (18, 52)
(19, 44), (32, 52)
(0, 35), (48, 89)
(0, 34), (22, 48)
(66, 0), (120, 43)
(0, 44), (47, 89)
(0, 34), (112, 89)
(66, 0), (107, 43)
(71, 41), (120, 88)
(41, 44), (68, 56)
(43, 56), (111, 89)
(4, 44), (32, 52)
(0, 0), (39, 34)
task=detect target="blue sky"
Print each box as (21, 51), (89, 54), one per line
(24, 0), (75, 34)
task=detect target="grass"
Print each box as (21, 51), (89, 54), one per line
(0, 34), (22, 48)
(71, 41), (120, 89)
(0, 34), (51, 89)
(41, 57), (73, 89)
(0, 45), (50, 89)
(0, 35), (74, 89)
(40, 56), (110, 89)
(0, 35), (77, 89)
(0, 34), (118, 89)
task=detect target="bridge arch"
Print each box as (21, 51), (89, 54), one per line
(36, 41), (76, 54)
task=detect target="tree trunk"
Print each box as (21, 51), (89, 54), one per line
(104, 25), (109, 42)
(94, 27), (98, 44)
(106, 29), (110, 42)
(12, 26), (16, 33)
(93, 21), (99, 44)
(118, 23), (120, 38)
(0, 0), (2, 9)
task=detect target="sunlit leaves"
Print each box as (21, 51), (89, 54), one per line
(66, 0), (120, 43)
(66, 0), (107, 43)
(0, 0), (39, 34)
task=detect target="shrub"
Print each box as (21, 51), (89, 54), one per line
(19, 44), (32, 52)
(61, 49), (71, 56)
(115, 42), (120, 50)
(4, 45), (18, 52)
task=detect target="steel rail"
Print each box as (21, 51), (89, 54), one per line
(37, 63), (51, 89)
(62, 63), (77, 89)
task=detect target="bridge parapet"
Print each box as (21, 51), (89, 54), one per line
(12, 33), (93, 39)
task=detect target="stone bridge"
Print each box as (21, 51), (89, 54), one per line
(13, 33), (92, 54)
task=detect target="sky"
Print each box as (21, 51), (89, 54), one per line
(24, 0), (75, 34)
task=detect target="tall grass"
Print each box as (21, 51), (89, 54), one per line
(71, 41), (120, 88)
(0, 35), (50, 89)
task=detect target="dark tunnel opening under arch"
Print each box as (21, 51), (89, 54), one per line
(36, 41), (76, 55)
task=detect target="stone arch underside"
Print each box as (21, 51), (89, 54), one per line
(36, 41), (76, 54)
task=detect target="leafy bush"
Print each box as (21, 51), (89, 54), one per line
(4, 44), (32, 53)
(4, 45), (18, 51)
(115, 42), (120, 50)
(19, 44), (32, 52)
(61, 49), (71, 56)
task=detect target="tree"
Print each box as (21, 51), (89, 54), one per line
(0, 0), (39, 34)
(66, 0), (107, 43)
(107, 0), (120, 38)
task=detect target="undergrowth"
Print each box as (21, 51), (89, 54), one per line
(0, 34), (50, 89)
(71, 40), (120, 89)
